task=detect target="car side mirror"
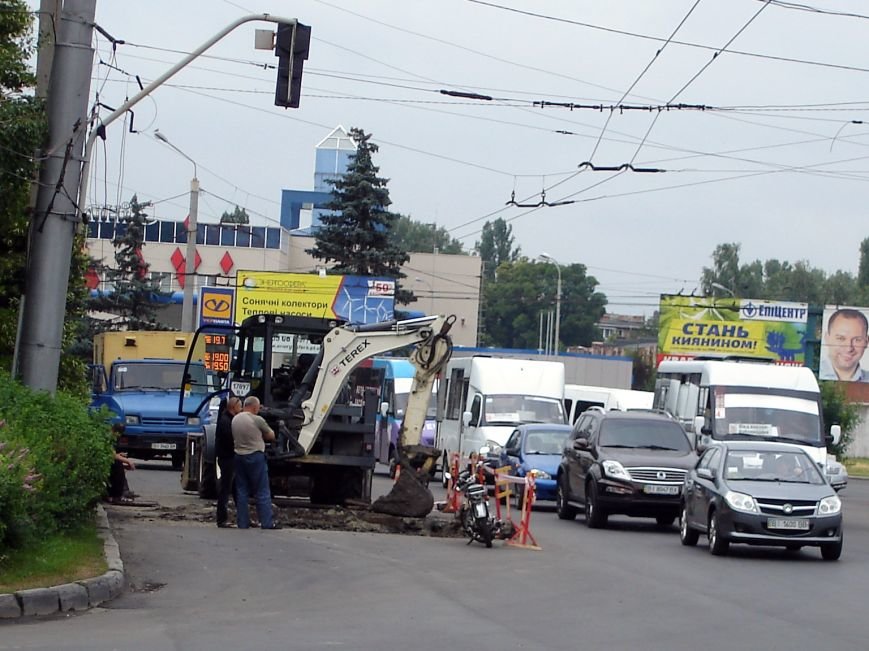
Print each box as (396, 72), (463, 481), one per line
(573, 437), (589, 451)
(829, 424), (841, 446)
(379, 401), (389, 418)
(462, 410), (473, 427)
(505, 446), (519, 457)
(697, 467), (714, 481)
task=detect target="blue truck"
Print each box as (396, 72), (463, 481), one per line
(90, 331), (212, 469)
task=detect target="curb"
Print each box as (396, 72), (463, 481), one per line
(0, 505), (126, 620)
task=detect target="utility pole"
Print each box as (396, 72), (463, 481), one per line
(17, 0), (96, 392)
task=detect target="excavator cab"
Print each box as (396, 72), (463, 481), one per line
(179, 312), (454, 515)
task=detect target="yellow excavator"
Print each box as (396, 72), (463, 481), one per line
(178, 313), (454, 517)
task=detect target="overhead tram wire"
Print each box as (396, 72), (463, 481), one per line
(630, 0), (773, 164)
(465, 0), (869, 76)
(588, 0), (704, 162)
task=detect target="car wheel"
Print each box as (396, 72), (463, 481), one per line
(708, 510), (729, 556)
(585, 480), (608, 529)
(555, 477), (578, 521)
(821, 533), (843, 561)
(655, 515), (676, 527)
(679, 505), (699, 547)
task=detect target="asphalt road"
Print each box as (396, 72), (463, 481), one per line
(3, 462), (869, 651)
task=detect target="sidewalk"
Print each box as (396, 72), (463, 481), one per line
(0, 506), (126, 619)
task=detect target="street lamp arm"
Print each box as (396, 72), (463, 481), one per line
(155, 131), (197, 178)
(77, 13), (298, 220)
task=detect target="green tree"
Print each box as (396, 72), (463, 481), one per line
(475, 218), (519, 282)
(391, 216), (464, 254)
(89, 196), (171, 330)
(219, 205), (250, 224)
(820, 381), (861, 458)
(482, 260), (605, 349)
(0, 3), (44, 372)
(307, 128), (413, 304)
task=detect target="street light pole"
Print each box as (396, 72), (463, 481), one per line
(539, 253), (562, 355)
(155, 131), (199, 332)
(415, 277), (434, 314)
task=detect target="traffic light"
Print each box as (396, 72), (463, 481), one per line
(274, 22), (311, 109)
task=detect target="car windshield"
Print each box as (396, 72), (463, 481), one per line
(523, 429), (570, 455)
(114, 362), (207, 392)
(724, 450), (824, 484)
(599, 420), (691, 451)
(714, 392), (821, 445)
(484, 395), (565, 425)
(393, 392), (438, 419)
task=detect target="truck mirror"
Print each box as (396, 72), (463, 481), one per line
(462, 410), (473, 427)
(380, 401), (389, 418)
(692, 415), (705, 436)
(829, 424), (841, 446)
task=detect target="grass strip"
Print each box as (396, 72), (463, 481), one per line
(0, 521), (106, 593)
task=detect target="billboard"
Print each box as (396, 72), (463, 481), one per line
(234, 271), (395, 325)
(819, 306), (869, 382)
(657, 295), (809, 366)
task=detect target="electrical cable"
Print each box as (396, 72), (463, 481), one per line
(630, 1), (773, 163)
(589, 0), (704, 161)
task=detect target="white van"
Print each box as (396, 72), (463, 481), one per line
(654, 359), (840, 470)
(563, 384), (654, 424)
(436, 356), (566, 478)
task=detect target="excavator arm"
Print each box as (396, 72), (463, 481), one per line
(289, 315), (454, 455)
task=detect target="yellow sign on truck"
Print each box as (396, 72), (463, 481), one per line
(93, 331), (205, 366)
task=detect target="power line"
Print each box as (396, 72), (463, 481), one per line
(589, 0), (704, 161)
(630, 0), (773, 163)
(465, 0), (869, 76)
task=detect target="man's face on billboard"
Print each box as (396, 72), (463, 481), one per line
(826, 315), (869, 375)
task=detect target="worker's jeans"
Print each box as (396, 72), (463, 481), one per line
(234, 451), (274, 529)
(216, 456), (236, 526)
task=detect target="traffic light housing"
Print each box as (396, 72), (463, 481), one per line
(274, 22), (311, 109)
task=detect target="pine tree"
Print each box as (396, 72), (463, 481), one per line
(90, 196), (171, 330)
(306, 128), (414, 304)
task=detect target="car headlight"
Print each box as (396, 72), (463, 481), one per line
(817, 495), (842, 515)
(186, 417), (201, 426)
(528, 468), (551, 480)
(485, 440), (502, 456)
(601, 460), (631, 482)
(725, 490), (758, 514)
(124, 415), (140, 425)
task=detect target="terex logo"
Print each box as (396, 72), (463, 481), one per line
(337, 339), (371, 370)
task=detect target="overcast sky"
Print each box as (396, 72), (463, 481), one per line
(43, 0), (869, 315)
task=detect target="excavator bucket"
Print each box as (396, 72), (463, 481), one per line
(372, 446), (439, 517)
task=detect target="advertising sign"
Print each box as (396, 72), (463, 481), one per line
(657, 295), (809, 366)
(198, 286), (235, 328)
(234, 271), (395, 325)
(819, 306), (869, 382)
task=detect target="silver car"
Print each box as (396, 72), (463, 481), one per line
(826, 455), (848, 491)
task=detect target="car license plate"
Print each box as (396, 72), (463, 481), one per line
(151, 442), (176, 450)
(643, 485), (679, 495)
(767, 518), (810, 530)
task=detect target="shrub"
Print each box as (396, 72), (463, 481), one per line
(0, 371), (113, 553)
(820, 381), (862, 458)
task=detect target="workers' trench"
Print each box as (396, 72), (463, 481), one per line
(108, 499), (464, 538)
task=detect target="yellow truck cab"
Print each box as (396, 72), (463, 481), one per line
(90, 331), (210, 468)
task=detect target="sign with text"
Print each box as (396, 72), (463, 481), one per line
(234, 271), (395, 325)
(657, 295), (808, 366)
(198, 286), (235, 328)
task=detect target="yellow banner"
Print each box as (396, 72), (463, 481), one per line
(660, 319), (768, 356)
(234, 271), (342, 323)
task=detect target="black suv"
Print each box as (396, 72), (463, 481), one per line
(556, 410), (697, 528)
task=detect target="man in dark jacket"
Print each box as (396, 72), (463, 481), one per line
(216, 396), (242, 527)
